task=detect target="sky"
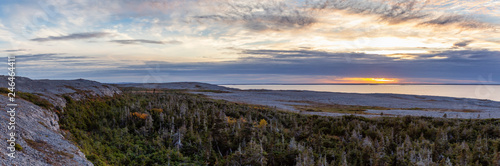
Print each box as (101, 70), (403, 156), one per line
(0, 0), (499, 84)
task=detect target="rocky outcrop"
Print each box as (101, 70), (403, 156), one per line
(0, 76), (121, 166)
(116, 82), (235, 91)
(3, 76), (121, 107)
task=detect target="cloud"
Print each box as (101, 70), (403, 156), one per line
(307, 0), (429, 24)
(420, 15), (490, 29)
(1, 0), (498, 84)
(54, 49), (500, 83)
(15, 53), (87, 61)
(240, 49), (376, 61)
(305, 0), (494, 29)
(2, 49), (27, 52)
(30, 32), (110, 42)
(452, 40), (473, 48)
(194, 14), (317, 31)
(193, 1), (317, 31)
(426, 49), (500, 61)
(191, 0), (494, 33)
(110, 39), (182, 45)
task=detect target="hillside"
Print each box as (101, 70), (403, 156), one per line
(0, 76), (120, 165)
(116, 82), (235, 91)
(59, 87), (500, 165)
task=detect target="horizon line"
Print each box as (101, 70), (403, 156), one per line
(3, 76), (498, 85)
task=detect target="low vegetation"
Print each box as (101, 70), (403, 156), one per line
(25, 138), (74, 164)
(291, 101), (390, 114)
(0, 87), (10, 94)
(58, 89), (500, 165)
(17, 91), (53, 109)
(292, 101), (480, 114)
(194, 90), (232, 93)
(0, 88), (53, 109)
(14, 143), (22, 151)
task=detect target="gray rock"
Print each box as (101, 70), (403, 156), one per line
(116, 82), (235, 91)
(0, 76), (121, 166)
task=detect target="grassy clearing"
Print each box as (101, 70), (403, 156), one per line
(287, 100), (390, 114)
(285, 100), (480, 115)
(193, 89), (232, 93)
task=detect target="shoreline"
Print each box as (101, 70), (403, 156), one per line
(192, 90), (500, 119)
(117, 82), (500, 119)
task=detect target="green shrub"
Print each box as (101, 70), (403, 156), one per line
(0, 87), (10, 94)
(17, 92), (53, 109)
(14, 143), (22, 151)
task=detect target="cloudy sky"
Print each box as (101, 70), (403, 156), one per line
(0, 0), (499, 84)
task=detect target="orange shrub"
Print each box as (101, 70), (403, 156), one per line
(130, 112), (148, 120)
(151, 108), (163, 113)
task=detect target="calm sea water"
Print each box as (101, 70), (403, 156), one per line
(222, 85), (500, 102)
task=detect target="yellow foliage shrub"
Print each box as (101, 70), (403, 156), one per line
(226, 117), (237, 125)
(258, 119), (268, 128)
(151, 108), (163, 113)
(227, 117), (248, 125)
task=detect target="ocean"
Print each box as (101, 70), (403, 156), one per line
(222, 84), (500, 102)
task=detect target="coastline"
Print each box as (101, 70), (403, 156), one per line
(192, 89), (500, 119)
(117, 82), (500, 119)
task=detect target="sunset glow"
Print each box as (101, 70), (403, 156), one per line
(0, 0), (498, 84)
(337, 78), (400, 84)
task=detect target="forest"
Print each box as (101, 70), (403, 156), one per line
(57, 88), (500, 165)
